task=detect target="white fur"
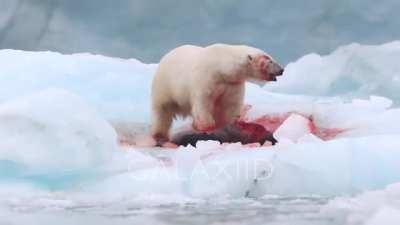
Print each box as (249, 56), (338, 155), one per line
(151, 44), (278, 141)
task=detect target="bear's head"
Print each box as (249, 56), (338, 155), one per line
(248, 54), (284, 82)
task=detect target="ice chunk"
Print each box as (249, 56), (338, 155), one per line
(0, 89), (118, 170)
(266, 41), (400, 105)
(243, 88), (400, 140)
(273, 114), (312, 142)
(366, 207), (400, 225)
(323, 183), (400, 225)
(188, 149), (276, 198)
(297, 133), (323, 143)
(0, 50), (157, 123)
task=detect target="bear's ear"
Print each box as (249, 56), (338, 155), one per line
(247, 55), (253, 61)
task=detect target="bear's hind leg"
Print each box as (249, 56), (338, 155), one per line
(151, 105), (174, 146)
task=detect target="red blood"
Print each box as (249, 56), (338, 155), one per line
(245, 143), (261, 148)
(238, 104), (253, 121)
(234, 120), (270, 143)
(192, 121), (217, 133)
(251, 114), (290, 133)
(307, 115), (318, 134)
(256, 55), (272, 79)
(239, 107), (346, 141)
(305, 115), (345, 140)
(313, 127), (345, 140)
(162, 142), (179, 148)
(118, 104), (347, 148)
(261, 55), (271, 60)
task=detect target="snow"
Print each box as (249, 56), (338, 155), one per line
(0, 41), (400, 223)
(322, 183), (400, 225)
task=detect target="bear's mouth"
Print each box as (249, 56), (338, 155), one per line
(267, 68), (284, 81)
(266, 75), (277, 82)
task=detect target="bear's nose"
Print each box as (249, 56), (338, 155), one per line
(277, 68), (284, 76)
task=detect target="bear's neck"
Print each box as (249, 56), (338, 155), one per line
(222, 66), (250, 85)
(224, 79), (245, 85)
(217, 57), (250, 85)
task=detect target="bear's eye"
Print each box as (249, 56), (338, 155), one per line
(247, 55), (253, 61)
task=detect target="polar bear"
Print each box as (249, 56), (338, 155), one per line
(151, 44), (284, 145)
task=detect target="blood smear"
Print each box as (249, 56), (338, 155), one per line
(240, 108), (345, 141)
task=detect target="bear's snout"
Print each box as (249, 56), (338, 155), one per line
(270, 61), (284, 77)
(277, 68), (284, 76)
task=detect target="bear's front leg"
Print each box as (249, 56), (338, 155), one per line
(220, 84), (245, 125)
(191, 94), (216, 132)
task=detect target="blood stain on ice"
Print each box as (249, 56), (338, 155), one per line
(118, 104), (346, 148)
(172, 105), (346, 147)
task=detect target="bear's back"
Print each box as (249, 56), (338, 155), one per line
(160, 45), (204, 67)
(152, 45), (206, 112)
